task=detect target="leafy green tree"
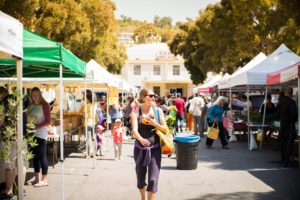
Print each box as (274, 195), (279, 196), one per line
(169, 0), (300, 84)
(154, 15), (172, 28)
(0, 0), (126, 74)
(133, 23), (160, 43)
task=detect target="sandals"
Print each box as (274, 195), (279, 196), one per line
(33, 181), (48, 187)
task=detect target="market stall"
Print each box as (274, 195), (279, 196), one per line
(267, 61), (300, 167)
(217, 44), (300, 150)
(0, 11), (24, 200)
(0, 29), (86, 200)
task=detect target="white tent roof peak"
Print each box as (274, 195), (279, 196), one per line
(229, 44), (300, 87)
(86, 59), (120, 87)
(219, 52), (267, 89)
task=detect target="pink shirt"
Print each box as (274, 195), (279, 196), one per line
(112, 127), (123, 144)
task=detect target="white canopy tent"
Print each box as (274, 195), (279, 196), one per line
(230, 44), (300, 88)
(0, 11), (24, 200)
(192, 74), (222, 94)
(219, 52), (267, 89)
(86, 59), (120, 87)
(0, 11), (23, 59)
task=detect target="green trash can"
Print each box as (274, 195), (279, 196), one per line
(174, 135), (200, 170)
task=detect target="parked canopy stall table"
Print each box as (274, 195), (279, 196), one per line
(0, 11), (24, 200)
(0, 29), (86, 200)
(218, 44), (300, 150)
(267, 61), (300, 167)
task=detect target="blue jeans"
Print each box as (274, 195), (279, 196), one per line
(175, 114), (184, 132)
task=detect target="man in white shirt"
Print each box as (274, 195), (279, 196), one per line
(190, 94), (205, 136)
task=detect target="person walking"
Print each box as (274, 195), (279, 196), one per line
(174, 94), (185, 133)
(112, 119), (124, 160)
(131, 88), (168, 200)
(109, 103), (121, 129)
(190, 94), (205, 136)
(185, 95), (194, 132)
(277, 87), (297, 167)
(27, 87), (51, 187)
(80, 93), (96, 158)
(206, 96), (229, 149)
(123, 96), (134, 136)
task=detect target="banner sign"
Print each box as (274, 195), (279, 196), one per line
(108, 86), (119, 105)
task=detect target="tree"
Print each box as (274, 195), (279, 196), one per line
(154, 15), (172, 28)
(169, 0), (300, 84)
(133, 23), (160, 43)
(0, 0), (126, 74)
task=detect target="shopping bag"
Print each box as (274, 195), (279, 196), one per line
(256, 131), (264, 142)
(207, 123), (219, 140)
(156, 130), (174, 154)
(229, 134), (237, 143)
(249, 133), (257, 151)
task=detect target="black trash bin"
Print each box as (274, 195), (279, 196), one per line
(174, 135), (200, 170)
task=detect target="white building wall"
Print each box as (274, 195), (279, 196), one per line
(167, 63), (191, 81)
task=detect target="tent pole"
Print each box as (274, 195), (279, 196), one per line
(229, 88), (232, 136)
(92, 72), (95, 169)
(261, 85), (268, 150)
(106, 84), (109, 152)
(247, 85), (250, 150)
(59, 64), (65, 200)
(84, 78), (88, 157)
(298, 78), (300, 168)
(16, 59), (24, 200)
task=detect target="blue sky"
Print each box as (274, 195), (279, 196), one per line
(113, 0), (220, 23)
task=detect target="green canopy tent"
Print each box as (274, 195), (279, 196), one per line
(0, 29), (85, 77)
(0, 29), (86, 200)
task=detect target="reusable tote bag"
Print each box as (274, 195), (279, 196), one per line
(154, 107), (174, 154)
(207, 122), (219, 140)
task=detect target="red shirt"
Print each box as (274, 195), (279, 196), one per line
(175, 98), (185, 115)
(112, 127), (123, 144)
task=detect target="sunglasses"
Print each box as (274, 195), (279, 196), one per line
(147, 94), (157, 98)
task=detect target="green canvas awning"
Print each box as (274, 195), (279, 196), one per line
(0, 29), (86, 77)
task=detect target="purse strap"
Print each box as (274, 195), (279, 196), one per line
(212, 121), (219, 129)
(153, 106), (160, 125)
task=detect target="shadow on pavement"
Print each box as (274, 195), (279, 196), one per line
(197, 140), (285, 171)
(195, 139), (300, 200)
(186, 191), (289, 200)
(160, 166), (177, 170)
(248, 169), (300, 200)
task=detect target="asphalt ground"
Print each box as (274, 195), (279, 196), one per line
(24, 134), (300, 200)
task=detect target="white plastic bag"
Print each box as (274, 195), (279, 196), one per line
(229, 134), (237, 143)
(249, 133), (257, 151)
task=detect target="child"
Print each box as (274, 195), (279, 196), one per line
(96, 102), (106, 156)
(112, 119), (124, 160)
(96, 124), (105, 156)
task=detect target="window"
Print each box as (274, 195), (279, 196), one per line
(153, 65), (160, 75)
(173, 65), (180, 75)
(153, 86), (160, 96)
(134, 65), (141, 75)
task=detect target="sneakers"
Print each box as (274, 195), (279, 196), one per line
(33, 181), (48, 187)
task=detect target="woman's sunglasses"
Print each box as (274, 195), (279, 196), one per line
(147, 94), (157, 98)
